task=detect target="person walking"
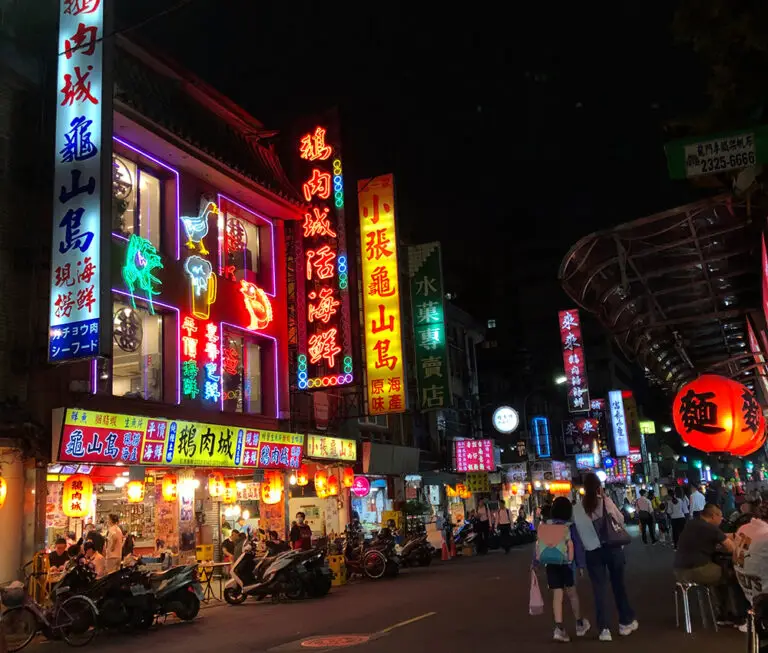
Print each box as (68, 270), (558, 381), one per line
(667, 487), (689, 549)
(105, 514), (124, 574)
(689, 484), (706, 518)
(496, 499), (513, 553)
(572, 472), (638, 642)
(475, 499), (492, 555)
(635, 490), (656, 544)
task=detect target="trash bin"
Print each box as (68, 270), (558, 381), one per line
(196, 544), (214, 562)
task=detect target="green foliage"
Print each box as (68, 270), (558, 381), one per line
(403, 500), (430, 516)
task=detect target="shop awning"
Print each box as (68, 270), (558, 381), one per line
(559, 194), (763, 393)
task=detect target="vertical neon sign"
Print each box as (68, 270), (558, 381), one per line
(296, 124), (354, 389)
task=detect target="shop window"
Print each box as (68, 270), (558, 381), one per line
(112, 299), (163, 401)
(224, 210), (260, 282)
(222, 331), (262, 414)
(112, 155), (162, 251)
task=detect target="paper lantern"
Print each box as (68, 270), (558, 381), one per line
(342, 467), (354, 488)
(209, 472), (225, 498)
(261, 471), (284, 505)
(222, 479), (237, 505)
(673, 375), (766, 455)
(161, 474), (178, 502)
(126, 481), (144, 503)
(0, 476), (6, 510)
(296, 464), (309, 487)
(314, 469), (327, 492)
(63, 474), (92, 518)
(327, 474), (340, 496)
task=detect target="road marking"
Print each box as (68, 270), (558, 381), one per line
(378, 611), (437, 634)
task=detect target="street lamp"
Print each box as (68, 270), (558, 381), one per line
(555, 375), (567, 385)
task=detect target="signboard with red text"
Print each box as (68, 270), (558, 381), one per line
(358, 174), (406, 415)
(558, 309), (590, 412)
(562, 417), (599, 457)
(454, 439), (495, 473)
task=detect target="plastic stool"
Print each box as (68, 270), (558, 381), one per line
(675, 581), (718, 634)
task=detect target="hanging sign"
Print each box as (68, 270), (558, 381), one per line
(351, 476), (370, 498)
(454, 439), (494, 473)
(608, 390), (630, 457)
(558, 309), (590, 412)
(466, 472), (490, 493)
(306, 435), (357, 462)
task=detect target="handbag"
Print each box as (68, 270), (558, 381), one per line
(595, 501), (631, 548)
(528, 568), (544, 615)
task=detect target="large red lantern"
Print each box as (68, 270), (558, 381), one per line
(342, 467), (354, 488)
(327, 474), (340, 497)
(62, 474), (93, 518)
(296, 464), (309, 487)
(673, 374), (765, 455)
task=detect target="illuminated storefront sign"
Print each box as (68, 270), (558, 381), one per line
(295, 123), (353, 390)
(608, 389), (630, 457)
(358, 174), (406, 415)
(56, 408), (305, 469)
(454, 439), (494, 473)
(574, 453), (595, 470)
(562, 417), (599, 456)
(531, 416), (551, 458)
(639, 420), (656, 435)
(558, 309), (590, 411)
(621, 391), (642, 448)
(306, 435), (357, 461)
(408, 242), (450, 410)
(49, 0), (111, 362)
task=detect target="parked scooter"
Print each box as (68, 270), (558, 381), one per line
(223, 542), (306, 604)
(398, 532), (434, 567)
(335, 528), (388, 580)
(370, 528), (400, 577)
(145, 563), (203, 621)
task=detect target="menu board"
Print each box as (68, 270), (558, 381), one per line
(455, 439), (494, 473)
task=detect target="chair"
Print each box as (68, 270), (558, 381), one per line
(675, 581), (719, 634)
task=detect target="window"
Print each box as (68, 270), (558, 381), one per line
(112, 155), (162, 250)
(223, 211), (260, 283)
(222, 331), (262, 414)
(112, 300), (163, 401)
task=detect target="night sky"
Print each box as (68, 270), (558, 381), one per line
(125, 1), (710, 387)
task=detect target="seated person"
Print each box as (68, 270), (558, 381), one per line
(726, 502), (755, 534)
(674, 503), (735, 585)
(84, 541), (106, 578)
(740, 504), (768, 603)
(48, 538), (70, 571)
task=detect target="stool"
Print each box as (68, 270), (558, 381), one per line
(675, 582), (718, 634)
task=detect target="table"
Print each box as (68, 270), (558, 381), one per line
(197, 562), (230, 602)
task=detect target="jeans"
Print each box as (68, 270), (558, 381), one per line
(585, 547), (635, 630)
(476, 520), (490, 554)
(498, 524), (511, 553)
(671, 517), (687, 548)
(639, 513), (656, 544)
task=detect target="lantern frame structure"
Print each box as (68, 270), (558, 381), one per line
(63, 474), (92, 518)
(342, 467), (354, 488)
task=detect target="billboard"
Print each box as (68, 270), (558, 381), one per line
(408, 242), (451, 411)
(56, 408), (305, 469)
(608, 389), (630, 457)
(49, 0), (112, 362)
(558, 309), (590, 411)
(358, 174), (406, 415)
(454, 439), (494, 473)
(562, 417), (599, 456)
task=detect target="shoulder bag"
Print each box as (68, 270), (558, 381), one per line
(594, 501), (631, 548)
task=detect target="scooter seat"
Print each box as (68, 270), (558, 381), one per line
(149, 566), (186, 583)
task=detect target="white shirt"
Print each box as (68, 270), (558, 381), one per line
(106, 524), (124, 560)
(636, 496), (653, 513)
(572, 495), (624, 552)
(496, 508), (512, 525)
(690, 490), (706, 513)
(739, 519), (768, 603)
(666, 498), (688, 519)
(476, 505), (490, 522)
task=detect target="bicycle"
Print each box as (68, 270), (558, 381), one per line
(1, 574), (98, 651)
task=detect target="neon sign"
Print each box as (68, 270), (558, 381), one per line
(295, 121), (354, 390)
(184, 255), (216, 319)
(181, 200), (218, 255)
(122, 234), (163, 314)
(181, 316), (200, 399)
(239, 280), (273, 331)
(203, 322), (221, 402)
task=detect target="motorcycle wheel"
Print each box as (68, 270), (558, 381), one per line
(172, 591), (200, 621)
(282, 572), (305, 601)
(307, 571), (332, 598)
(362, 551), (386, 580)
(224, 586), (247, 605)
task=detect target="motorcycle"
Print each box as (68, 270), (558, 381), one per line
(370, 528), (400, 577)
(293, 548), (333, 598)
(454, 521), (477, 549)
(397, 533), (433, 567)
(145, 563), (203, 621)
(335, 528), (388, 580)
(223, 542), (306, 604)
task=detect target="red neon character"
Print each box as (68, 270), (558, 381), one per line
(365, 228), (393, 261)
(308, 327), (342, 368)
(64, 22), (97, 60)
(389, 394), (404, 411)
(60, 65), (99, 106)
(181, 316), (198, 338)
(77, 256), (96, 283)
(302, 207), (337, 238)
(55, 263), (73, 287)
(76, 285), (96, 312)
(223, 347), (239, 376)
(306, 245), (336, 280)
(182, 336), (198, 360)
(226, 218), (247, 254)
(368, 266), (396, 297)
(362, 194), (390, 225)
(308, 287), (340, 324)
(372, 339), (398, 371)
(54, 291), (75, 318)
(299, 126), (332, 161)
(302, 169), (331, 202)
(63, 0), (101, 15)
(240, 280), (273, 330)
(371, 304), (395, 334)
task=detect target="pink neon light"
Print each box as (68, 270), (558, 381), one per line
(220, 321), (280, 419)
(113, 137), (181, 260)
(112, 288), (181, 405)
(217, 194), (277, 297)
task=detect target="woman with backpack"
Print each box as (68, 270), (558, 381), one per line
(572, 472), (638, 642)
(535, 496), (590, 642)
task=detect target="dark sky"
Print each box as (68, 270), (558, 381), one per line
(125, 0), (709, 334)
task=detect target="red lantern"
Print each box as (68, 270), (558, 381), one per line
(673, 374), (765, 455)
(314, 469), (327, 492)
(222, 479), (237, 505)
(261, 471), (284, 505)
(62, 474), (92, 518)
(0, 476), (7, 510)
(327, 474), (340, 496)
(209, 473), (225, 498)
(296, 464), (309, 487)
(161, 474), (178, 502)
(342, 467), (354, 488)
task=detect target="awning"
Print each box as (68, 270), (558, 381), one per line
(559, 194), (763, 393)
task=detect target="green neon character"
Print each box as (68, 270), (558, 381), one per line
(123, 234), (163, 315)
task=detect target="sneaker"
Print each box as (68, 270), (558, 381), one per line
(575, 619), (591, 637)
(599, 629), (612, 642)
(619, 620), (639, 636)
(553, 627), (570, 642)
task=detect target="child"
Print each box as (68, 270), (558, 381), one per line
(535, 496), (590, 642)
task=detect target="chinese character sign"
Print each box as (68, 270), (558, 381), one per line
(454, 439), (494, 473)
(56, 407), (307, 469)
(562, 417), (599, 456)
(408, 242), (450, 411)
(306, 435), (357, 462)
(295, 121), (353, 390)
(608, 390), (630, 457)
(558, 309), (590, 412)
(358, 174), (406, 415)
(49, 0), (110, 362)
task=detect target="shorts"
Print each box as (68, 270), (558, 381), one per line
(545, 564), (574, 589)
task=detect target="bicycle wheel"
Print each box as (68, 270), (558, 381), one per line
(1, 605), (38, 652)
(54, 595), (98, 647)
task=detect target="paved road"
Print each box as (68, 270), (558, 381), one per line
(29, 533), (744, 652)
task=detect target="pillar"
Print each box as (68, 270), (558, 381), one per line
(0, 451), (24, 583)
